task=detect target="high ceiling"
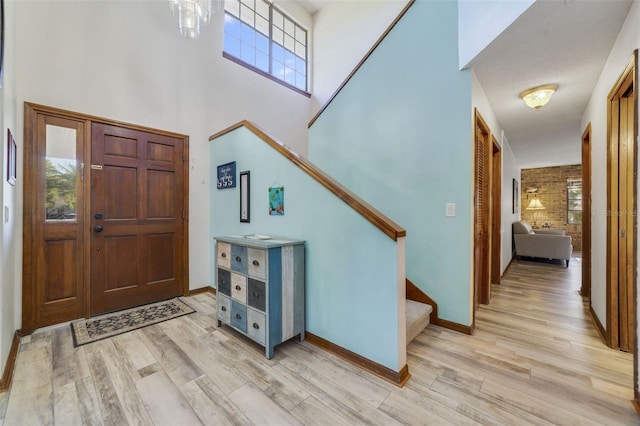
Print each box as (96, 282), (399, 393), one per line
(467, 0), (633, 169)
(296, 0), (633, 169)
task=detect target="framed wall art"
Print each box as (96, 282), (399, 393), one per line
(268, 185), (284, 215)
(240, 171), (250, 222)
(7, 128), (15, 185)
(216, 161), (236, 189)
(512, 178), (519, 214)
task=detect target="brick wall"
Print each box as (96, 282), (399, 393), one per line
(521, 164), (582, 251)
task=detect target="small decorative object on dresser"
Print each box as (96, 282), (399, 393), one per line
(215, 235), (305, 358)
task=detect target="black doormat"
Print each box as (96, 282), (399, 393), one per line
(70, 298), (195, 347)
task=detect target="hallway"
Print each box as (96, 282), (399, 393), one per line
(406, 254), (638, 424)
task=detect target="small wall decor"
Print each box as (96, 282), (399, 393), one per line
(512, 178), (519, 214)
(240, 170), (250, 223)
(7, 128), (16, 186)
(216, 161), (236, 189)
(269, 184), (284, 215)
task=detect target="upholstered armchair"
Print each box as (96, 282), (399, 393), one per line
(512, 220), (573, 267)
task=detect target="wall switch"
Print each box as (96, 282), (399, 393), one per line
(445, 203), (456, 217)
(4, 206), (8, 223)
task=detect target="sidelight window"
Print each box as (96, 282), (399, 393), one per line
(567, 178), (582, 224)
(224, 0), (308, 94)
(45, 125), (78, 221)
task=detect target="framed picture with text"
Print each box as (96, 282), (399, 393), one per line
(216, 161), (236, 189)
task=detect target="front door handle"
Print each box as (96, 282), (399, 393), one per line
(94, 225), (103, 233)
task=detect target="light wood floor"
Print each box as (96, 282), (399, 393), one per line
(0, 255), (637, 425)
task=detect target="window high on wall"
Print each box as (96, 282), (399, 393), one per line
(224, 0), (308, 94)
(567, 179), (582, 224)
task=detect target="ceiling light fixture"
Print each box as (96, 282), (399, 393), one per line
(168, 0), (222, 39)
(519, 84), (558, 110)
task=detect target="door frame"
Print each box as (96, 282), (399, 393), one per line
(22, 102), (190, 334)
(473, 108), (492, 310)
(491, 135), (502, 285)
(606, 52), (637, 351)
(581, 123), (592, 299)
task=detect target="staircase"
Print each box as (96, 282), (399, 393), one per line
(405, 278), (436, 345)
(406, 299), (432, 344)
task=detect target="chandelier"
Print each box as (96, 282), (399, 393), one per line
(169, 0), (223, 39)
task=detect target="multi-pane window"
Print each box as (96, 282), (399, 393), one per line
(224, 0), (308, 92)
(567, 179), (582, 224)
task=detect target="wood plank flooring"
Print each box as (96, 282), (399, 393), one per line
(0, 255), (637, 425)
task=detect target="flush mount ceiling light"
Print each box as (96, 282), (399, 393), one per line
(519, 84), (558, 110)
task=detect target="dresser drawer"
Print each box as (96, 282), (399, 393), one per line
(217, 268), (231, 296)
(231, 300), (247, 333)
(247, 308), (266, 346)
(247, 248), (266, 279)
(231, 245), (247, 274)
(231, 272), (247, 303)
(217, 294), (231, 324)
(217, 242), (231, 269)
(248, 278), (266, 312)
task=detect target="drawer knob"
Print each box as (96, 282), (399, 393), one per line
(252, 292), (259, 298)
(221, 253), (227, 258)
(235, 313), (242, 320)
(252, 260), (260, 266)
(235, 256), (242, 262)
(220, 279), (226, 285)
(235, 285), (241, 291)
(221, 306), (227, 312)
(252, 323), (260, 329)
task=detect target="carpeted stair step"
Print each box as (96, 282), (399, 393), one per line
(406, 300), (432, 345)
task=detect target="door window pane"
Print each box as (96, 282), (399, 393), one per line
(45, 125), (77, 220)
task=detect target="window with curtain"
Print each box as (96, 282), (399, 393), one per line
(567, 178), (582, 224)
(224, 0), (308, 93)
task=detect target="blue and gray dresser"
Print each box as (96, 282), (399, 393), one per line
(214, 236), (305, 359)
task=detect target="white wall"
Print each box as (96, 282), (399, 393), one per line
(1, 0), (18, 377)
(458, 0), (534, 68)
(471, 70), (519, 275)
(9, 0), (311, 340)
(310, 0), (409, 116)
(580, 1), (640, 332)
(500, 135), (520, 272)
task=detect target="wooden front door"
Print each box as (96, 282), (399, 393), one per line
(23, 103), (189, 333)
(90, 123), (186, 315)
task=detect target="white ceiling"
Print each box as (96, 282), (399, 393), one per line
(468, 0), (633, 169)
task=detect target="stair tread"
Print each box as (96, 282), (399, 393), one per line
(406, 299), (433, 319)
(406, 300), (432, 345)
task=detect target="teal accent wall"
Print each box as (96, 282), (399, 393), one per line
(210, 127), (402, 370)
(309, 0), (473, 325)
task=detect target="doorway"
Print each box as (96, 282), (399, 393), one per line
(581, 123), (592, 299)
(606, 52), (637, 353)
(22, 103), (189, 334)
(474, 109), (492, 310)
(491, 136), (502, 286)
